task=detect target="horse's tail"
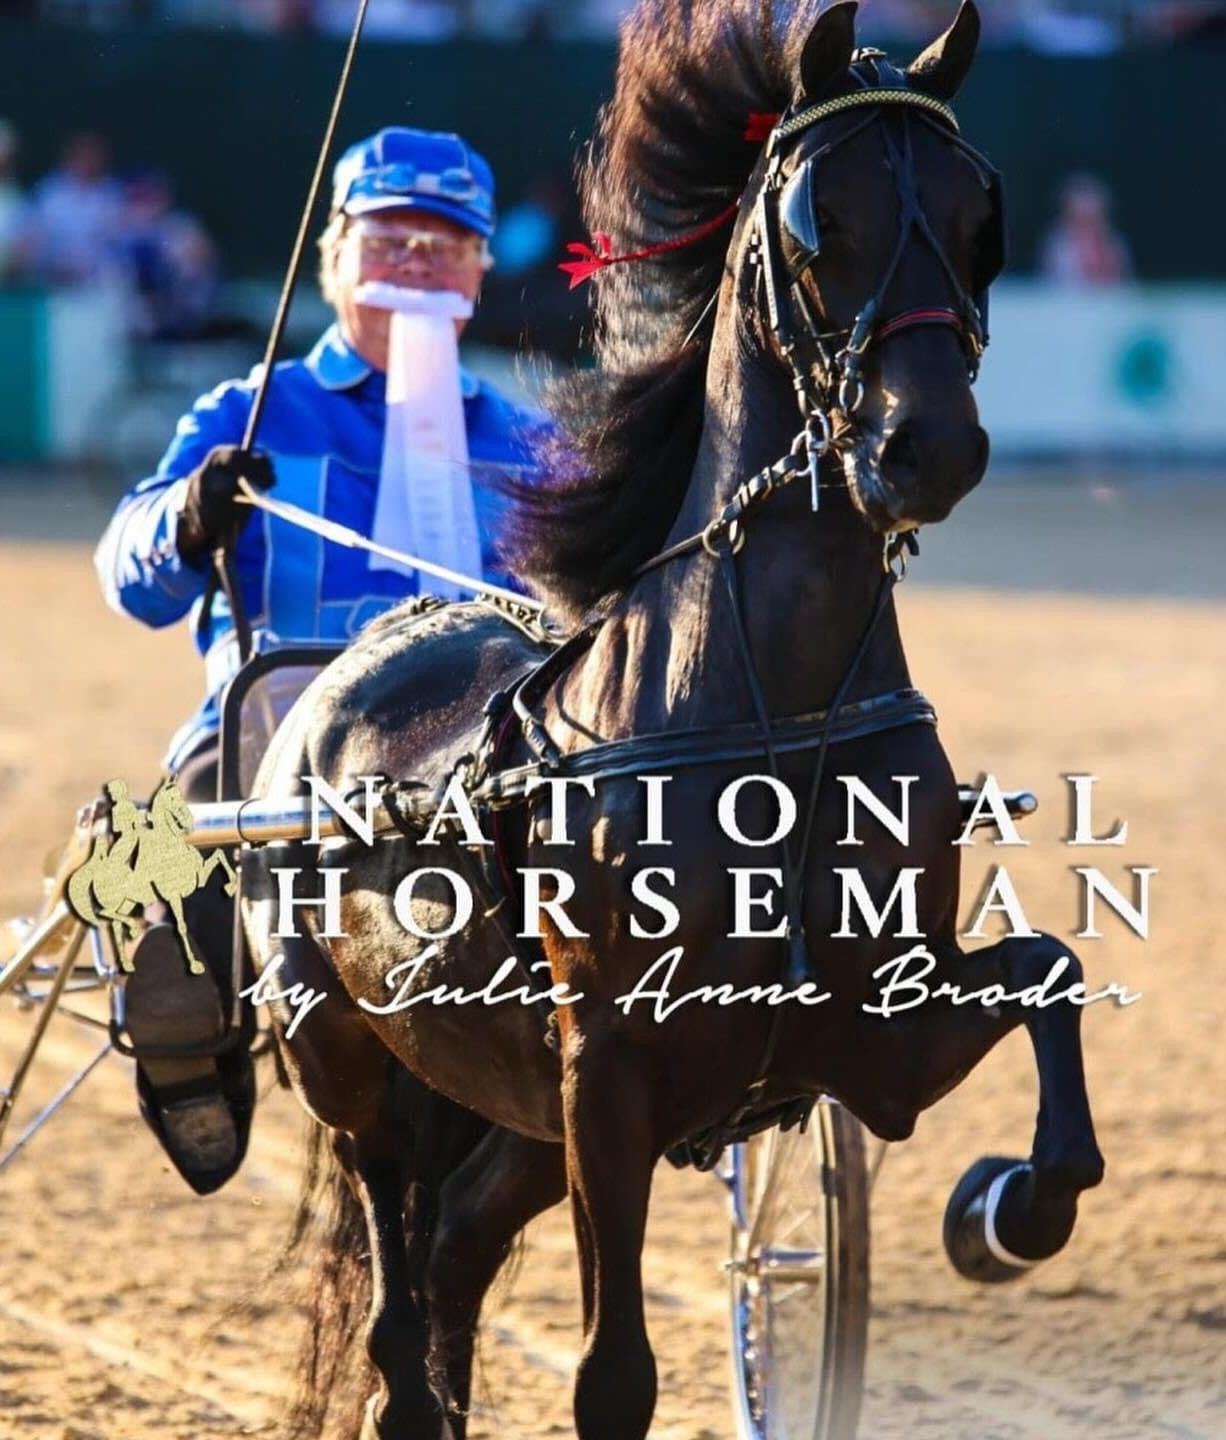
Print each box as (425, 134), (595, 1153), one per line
(65, 841), (104, 927)
(283, 1121), (374, 1440)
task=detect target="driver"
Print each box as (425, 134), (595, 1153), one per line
(94, 127), (549, 1194)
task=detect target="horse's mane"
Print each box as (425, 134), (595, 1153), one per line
(505, 0), (820, 620)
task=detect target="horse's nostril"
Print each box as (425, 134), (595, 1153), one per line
(881, 425), (920, 483)
(880, 420), (989, 497)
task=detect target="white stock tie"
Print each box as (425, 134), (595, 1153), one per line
(356, 282), (482, 600)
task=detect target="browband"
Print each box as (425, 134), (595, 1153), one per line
(772, 88), (959, 147)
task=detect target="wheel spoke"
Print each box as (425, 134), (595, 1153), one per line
(727, 1108), (869, 1440)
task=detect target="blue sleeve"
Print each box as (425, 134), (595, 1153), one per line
(94, 375), (262, 629)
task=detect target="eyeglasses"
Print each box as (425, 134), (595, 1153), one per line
(348, 223), (485, 270)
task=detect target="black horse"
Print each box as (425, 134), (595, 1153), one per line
(244, 3), (1105, 1436)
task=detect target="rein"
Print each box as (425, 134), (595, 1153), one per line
(235, 482), (536, 611)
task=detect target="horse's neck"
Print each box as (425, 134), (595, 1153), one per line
(626, 320), (911, 725)
(551, 293), (911, 742)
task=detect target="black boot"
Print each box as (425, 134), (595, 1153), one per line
(125, 922), (254, 1195)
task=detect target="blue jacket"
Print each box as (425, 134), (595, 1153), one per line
(95, 324), (548, 770)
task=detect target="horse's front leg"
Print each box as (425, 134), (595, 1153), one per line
(199, 849), (238, 896)
(845, 932), (1105, 1284)
(941, 932), (1106, 1282)
(348, 1120), (451, 1440)
(562, 1023), (658, 1440)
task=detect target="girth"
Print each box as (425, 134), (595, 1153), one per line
(472, 683), (936, 808)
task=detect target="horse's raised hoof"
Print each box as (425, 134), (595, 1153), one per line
(943, 1155), (1065, 1284)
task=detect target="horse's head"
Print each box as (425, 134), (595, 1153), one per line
(505, 0), (1005, 619)
(151, 779), (194, 835)
(759, 0), (1002, 532)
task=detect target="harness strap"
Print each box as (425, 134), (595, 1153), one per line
(679, 566), (901, 1169)
(475, 686), (934, 806)
(791, 570), (898, 908)
(714, 538), (805, 975)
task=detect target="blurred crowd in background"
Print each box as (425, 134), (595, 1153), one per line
(0, 125), (228, 340)
(0, 115), (1137, 351)
(0, 0), (1224, 44)
(0, 120), (608, 353)
(0, 0), (1218, 470)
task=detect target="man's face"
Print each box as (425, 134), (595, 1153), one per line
(331, 207), (488, 372)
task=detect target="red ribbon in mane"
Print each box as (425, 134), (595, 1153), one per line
(558, 111), (781, 290)
(559, 205), (740, 289)
(744, 111), (781, 142)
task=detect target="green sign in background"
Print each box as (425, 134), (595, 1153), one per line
(0, 289), (48, 461)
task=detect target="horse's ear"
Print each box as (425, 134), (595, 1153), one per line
(798, 1), (858, 100)
(906, 0), (980, 100)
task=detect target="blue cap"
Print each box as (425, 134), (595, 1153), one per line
(331, 127), (495, 238)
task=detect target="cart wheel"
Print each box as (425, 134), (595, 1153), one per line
(728, 1101), (869, 1440)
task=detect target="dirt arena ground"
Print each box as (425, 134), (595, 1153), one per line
(1, 468), (1223, 1440)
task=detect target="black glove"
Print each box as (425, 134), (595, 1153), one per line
(176, 445), (275, 565)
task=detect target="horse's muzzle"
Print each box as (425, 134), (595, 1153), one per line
(847, 419), (988, 531)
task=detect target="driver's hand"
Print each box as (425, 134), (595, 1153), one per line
(176, 445), (275, 565)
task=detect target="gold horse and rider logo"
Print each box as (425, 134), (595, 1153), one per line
(66, 778), (236, 975)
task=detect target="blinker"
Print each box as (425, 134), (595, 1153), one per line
(977, 173), (1007, 288)
(779, 161), (821, 276)
(972, 170), (1007, 343)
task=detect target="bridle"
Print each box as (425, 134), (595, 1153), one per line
(758, 55), (1005, 501)
(632, 57), (1005, 583)
(633, 56), (1008, 584)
